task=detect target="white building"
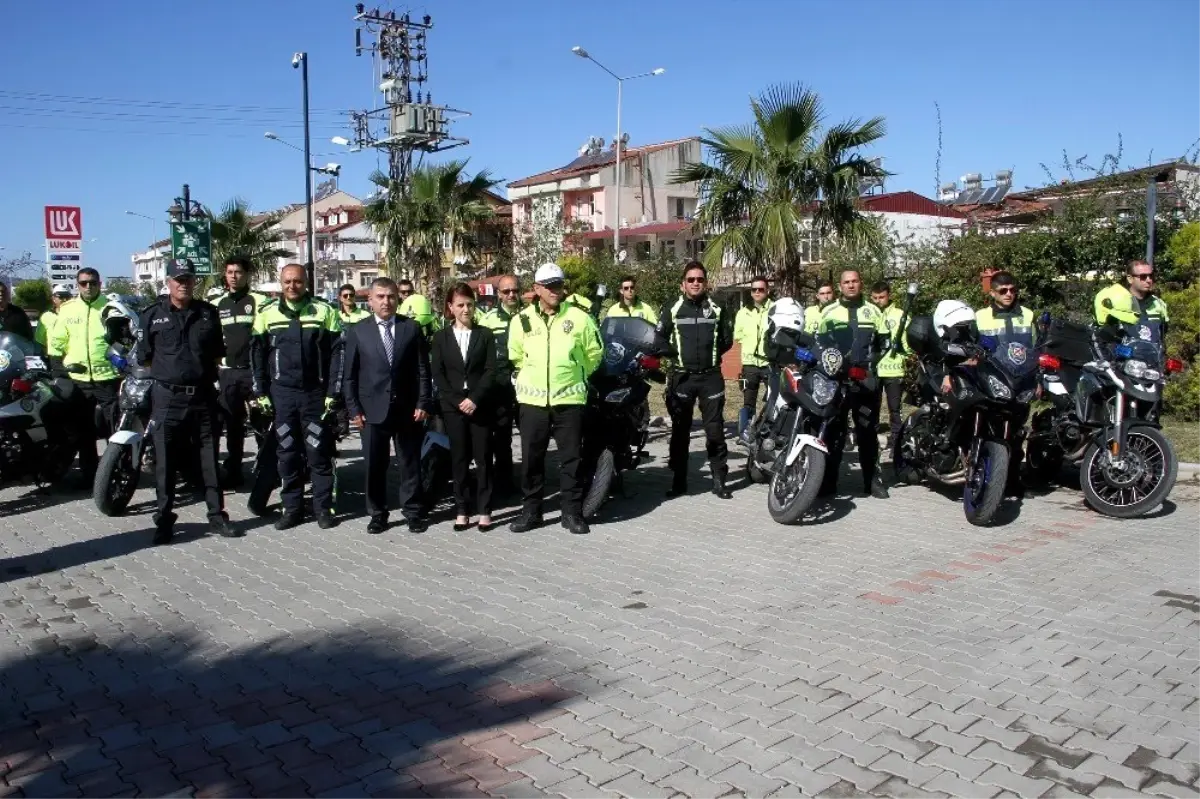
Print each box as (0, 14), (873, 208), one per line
(131, 238), (171, 289)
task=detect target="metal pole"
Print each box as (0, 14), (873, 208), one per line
(183, 184), (191, 221)
(1145, 179), (1157, 266)
(302, 54), (316, 289)
(614, 78), (622, 260)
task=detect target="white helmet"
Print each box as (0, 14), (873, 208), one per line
(933, 299), (975, 337)
(768, 297), (804, 333)
(206, 286), (226, 300)
(51, 282), (74, 297)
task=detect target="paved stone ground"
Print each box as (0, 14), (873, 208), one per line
(1, 430), (1197, 798)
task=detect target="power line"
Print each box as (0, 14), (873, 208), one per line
(0, 105), (347, 130)
(0, 89), (350, 117)
(0, 122), (341, 139)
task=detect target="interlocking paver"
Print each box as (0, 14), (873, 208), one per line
(0, 436), (1194, 799)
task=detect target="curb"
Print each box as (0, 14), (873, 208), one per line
(1181, 462), (1200, 474)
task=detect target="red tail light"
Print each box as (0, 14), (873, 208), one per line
(1166, 357), (1185, 374)
(848, 366), (868, 382)
(636, 354), (661, 370)
(784, 367), (800, 394)
(9, 378), (32, 395)
(1038, 353), (1062, 370)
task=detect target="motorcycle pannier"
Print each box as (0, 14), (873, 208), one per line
(904, 316), (938, 358)
(1042, 319), (1093, 364)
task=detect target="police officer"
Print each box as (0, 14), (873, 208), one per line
(399, 290), (439, 338)
(601, 275), (658, 324)
(817, 270), (890, 499)
(804, 282), (835, 334)
(733, 275), (772, 442)
(507, 263), (603, 535)
(1094, 260), (1170, 341)
(135, 259), (236, 544)
(48, 267), (121, 484)
(975, 270), (1038, 498)
(250, 264), (344, 530)
(34, 283), (73, 349)
(479, 273), (523, 495)
(870, 281), (907, 451)
(655, 261), (734, 499)
(215, 256), (273, 488)
(337, 283), (369, 326)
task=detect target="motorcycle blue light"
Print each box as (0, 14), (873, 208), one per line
(979, 335), (997, 352)
(794, 347), (815, 363)
(1114, 344), (1133, 358)
(107, 354), (128, 371)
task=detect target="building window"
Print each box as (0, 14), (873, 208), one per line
(359, 271), (378, 287)
(635, 241), (652, 259)
(692, 239), (708, 257)
(660, 239), (676, 257)
(675, 198), (685, 219)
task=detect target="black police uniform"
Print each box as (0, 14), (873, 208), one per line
(215, 289), (270, 486)
(135, 293), (232, 541)
(483, 304), (519, 492)
(655, 293), (734, 498)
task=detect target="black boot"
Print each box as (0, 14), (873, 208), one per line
(509, 509), (543, 533)
(867, 472), (890, 499)
(711, 466), (733, 499)
(667, 472), (688, 498)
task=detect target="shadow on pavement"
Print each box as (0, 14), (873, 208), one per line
(0, 525), (211, 585)
(0, 621), (570, 796)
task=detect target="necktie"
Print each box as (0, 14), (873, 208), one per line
(381, 320), (394, 365)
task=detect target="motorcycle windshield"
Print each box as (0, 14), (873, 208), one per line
(1118, 338), (1163, 368)
(599, 317), (657, 377)
(0, 333), (38, 384)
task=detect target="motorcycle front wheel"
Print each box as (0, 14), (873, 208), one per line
(93, 444), (140, 516)
(767, 447), (825, 524)
(963, 440), (1008, 526)
(1081, 427), (1177, 518)
(582, 449), (615, 519)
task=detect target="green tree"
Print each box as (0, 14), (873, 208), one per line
(105, 277), (137, 297)
(671, 83), (888, 294)
(363, 161), (501, 290)
(1165, 221), (1200, 284)
(13, 279), (51, 313)
(209, 198), (293, 283)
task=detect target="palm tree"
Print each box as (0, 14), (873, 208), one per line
(671, 83), (888, 293)
(209, 198), (293, 284)
(363, 160), (501, 290)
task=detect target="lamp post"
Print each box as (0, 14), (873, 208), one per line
(571, 46), (665, 260)
(291, 52), (316, 289)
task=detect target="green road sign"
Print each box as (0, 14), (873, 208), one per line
(170, 219), (213, 275)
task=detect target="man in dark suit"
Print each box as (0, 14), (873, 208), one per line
(343, 276), (433, 534)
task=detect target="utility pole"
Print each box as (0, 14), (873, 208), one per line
(349, 4), (470, 282)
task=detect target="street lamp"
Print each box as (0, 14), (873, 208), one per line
(292, 51), (315, 288)
(572, 46), (665, 259)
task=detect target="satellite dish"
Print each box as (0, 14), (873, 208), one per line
(618, 249), (628, 263)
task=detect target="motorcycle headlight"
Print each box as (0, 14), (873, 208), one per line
(1016, 389), (1035, 403)
(1142, 369), (1162, 382)
(604, 388), (631, 404)
(985, 375), (1012, 400)
(809, 373), (838, 406)
(123, 377), (152, 405)
(1123, 359), (1148, 379)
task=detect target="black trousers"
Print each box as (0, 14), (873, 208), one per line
(881, 377), (904, 449)
(822, 382), (882, 493)
(519, 403), (584, 517)
(491, 382), (516, 487)
(272, 386), (335, 515)
(741, 365), (768, 409)
(150, 384), (224, 527)
(363, 405), (423, 521)
(666, 371), (728, 478)
(217, 368), (254, 472)
(76, 379), (120, 476)
(444, 406), (493, 515)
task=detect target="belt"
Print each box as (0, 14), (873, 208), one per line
(672, 366), (720, 377)
(156, 381), (210, 396)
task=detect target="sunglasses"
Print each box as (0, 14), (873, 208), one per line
(1132, 272), (1155, 280)
(751, 286), (767, 293)
(621, 286), (635, 291)
(340, 293), (354, 298)
(499, 288), (519, 295)
(684, 277), (705, 284)
(78, 280), (99, 287)
(994, 286), (1016, 295)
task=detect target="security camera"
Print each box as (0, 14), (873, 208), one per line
(324, 163), (341, 176)
(291, 52), (304, 68)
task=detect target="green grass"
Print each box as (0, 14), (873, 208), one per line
(1162, 417), (1199, 463)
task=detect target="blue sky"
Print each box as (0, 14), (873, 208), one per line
(1, 0), (1196, 280)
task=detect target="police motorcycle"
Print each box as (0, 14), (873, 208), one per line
(893, 300), (1038, 526)
(0, 333), (83, 487)
(92, 295), (155, 516)
(580, 314), (663, 519)
(1026, 316), (1182, 517)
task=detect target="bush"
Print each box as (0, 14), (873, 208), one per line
(1162, 282), (1199, 420)
(12, 279), (51, 313)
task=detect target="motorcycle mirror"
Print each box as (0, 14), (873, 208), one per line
(1039, 311), (1051, 324)
(596, 284), (607, 298)
(906, 282), (919, 296)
